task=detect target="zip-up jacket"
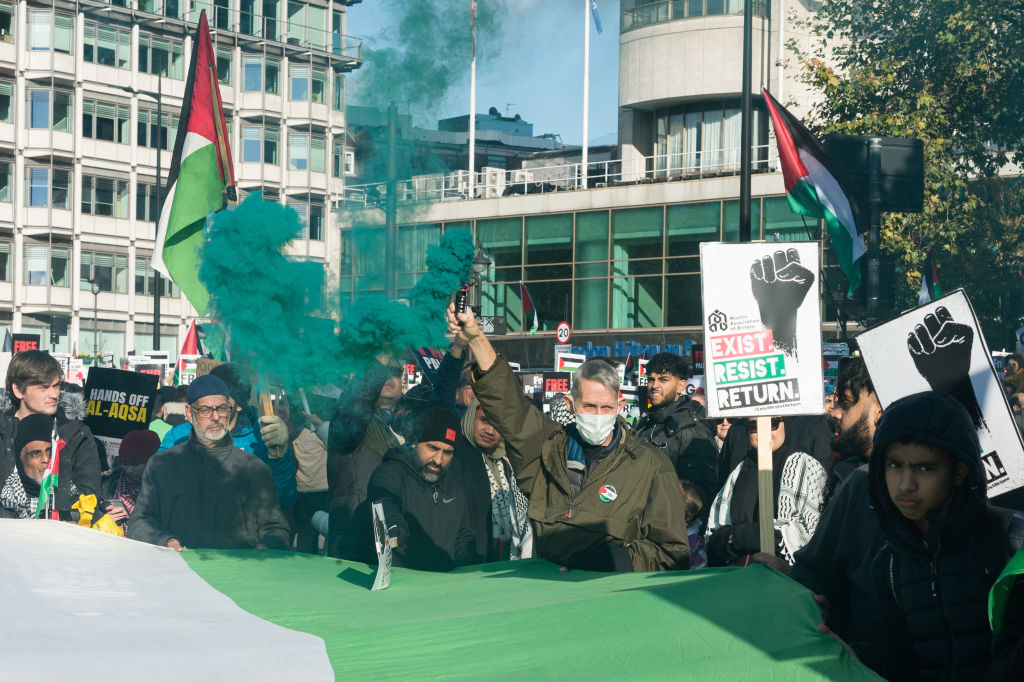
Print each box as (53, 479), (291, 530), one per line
(0, 393), (101, 513)
(367, 446), (480, 571)
(472, 355), (690, 571)
(633, 396), (719, 513)
(868, 391), (1024, 681)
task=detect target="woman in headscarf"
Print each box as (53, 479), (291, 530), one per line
(451, 398), (533, 562)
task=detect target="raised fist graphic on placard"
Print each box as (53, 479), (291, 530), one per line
(907, 306), (985, 429)
(750, 249), (815, 354)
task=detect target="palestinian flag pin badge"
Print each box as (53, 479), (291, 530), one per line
(598, 484), (618, 503)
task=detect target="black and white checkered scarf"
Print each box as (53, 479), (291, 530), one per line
(0, 470), (37, 519)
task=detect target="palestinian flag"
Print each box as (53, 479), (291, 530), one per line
(35, 419), (65, 520)
(918, 251), (942, 305)
(153, 10), (236, 316)
(762, 88), (865, 296)
(520, 281), (539, 335)
(172, 320), (201, 385)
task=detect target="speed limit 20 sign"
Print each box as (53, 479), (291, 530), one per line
(556, 321), (571, 344)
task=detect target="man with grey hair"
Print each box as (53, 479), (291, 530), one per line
(446, 305), (689, 572)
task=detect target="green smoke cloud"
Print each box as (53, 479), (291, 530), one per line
(200, 195), (474, 389)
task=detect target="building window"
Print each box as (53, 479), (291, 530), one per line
(82, 176), (130, 218)
(0, 161), (10, 202)
(83, 23), (130, 69)
(311, 68), (326, 104)
(217, 49), (232, 85)
(81, 252), (128, 293)
(345, 150), (355, 175)
(138, 109), (179, 150)
(139, 35), (184, 79)
(82, 100), (130, 143)
(240, 125), (278, 164)
(29, 11), (72, 54)
(290, 65), (309, 101)
(0, 81), (12, 122)
(28, 89), (72, 131)
(0, 3), (13, 43)
(290, 200), (323, 241)
(136, 182), (160, 222)
(288, 133), (324, 171)
(654, 100), (767, 176)
(332, 73), (343, 111)
(289, 133), (308, 170)
(0, 242), (10, 282)
(239, 0), (258, 35)
(26, 167), (70, 209)
(23, 244), (69, 287)
(332, 139), (344, 177)
(214, 0), (230, 29)
(134, 256), (179, 297)
(243, 55), (279, 94)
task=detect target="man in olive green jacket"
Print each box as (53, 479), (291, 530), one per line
(448, 306), (689, 572)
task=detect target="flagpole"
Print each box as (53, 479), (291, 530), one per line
(468, 0), (477, 199)
(154, 73), (163, 353)
(581, 0), (590, 189)
(739, 0), (753, 241)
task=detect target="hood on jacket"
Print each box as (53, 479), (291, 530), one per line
(646, 394), (705, 427)
(868, 391), (985, 555)
(1, 386), (87, 423)
(381, 445), (451, 491)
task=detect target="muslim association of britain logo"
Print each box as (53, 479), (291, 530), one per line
(598, 484), (618, 503)
(708, 310), (728, 333)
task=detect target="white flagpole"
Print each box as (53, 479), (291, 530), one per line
(468, 0), (477, 198)
(581, 0), (590, 189)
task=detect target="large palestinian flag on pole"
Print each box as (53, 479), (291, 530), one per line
(153, 10), (236, 316)
(762, 88), (865, 296)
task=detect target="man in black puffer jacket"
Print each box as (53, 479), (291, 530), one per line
(366, 406), (481, 571)
(633, 352), (718, 517)
(865, 391), (1024, 681)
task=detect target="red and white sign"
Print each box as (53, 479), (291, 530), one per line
(556, 321), (571, 344)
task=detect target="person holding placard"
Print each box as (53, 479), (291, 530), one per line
(706, 416), (826, 567)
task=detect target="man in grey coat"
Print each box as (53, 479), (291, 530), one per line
(128, 375), (289, 551)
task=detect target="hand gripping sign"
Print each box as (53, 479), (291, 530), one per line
(701, 242), (825, 556)
(857, 289), (1024, 496)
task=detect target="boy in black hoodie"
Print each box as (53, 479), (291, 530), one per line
(866, 391), (1024, 681)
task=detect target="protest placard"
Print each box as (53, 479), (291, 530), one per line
(620, 385), (642, 425)
(197, 357), (224, 376)
(410, 346), (444, 385)
(84, 368), (159, 459)
(701, 242), (824, 418)
(554, 351), (586, 373)
(857, 289), (1024, 496)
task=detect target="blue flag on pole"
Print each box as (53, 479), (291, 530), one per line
(2, 328), (11, 353)
(591, 1), (603, 34)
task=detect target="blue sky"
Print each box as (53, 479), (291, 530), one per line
(346, 0), (621, 147)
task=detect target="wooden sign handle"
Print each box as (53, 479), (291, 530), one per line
(757, 415), (776, 556)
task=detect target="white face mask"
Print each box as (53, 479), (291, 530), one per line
(574, 412), (617, 446)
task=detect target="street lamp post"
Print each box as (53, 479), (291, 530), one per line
(122, 77), (164, 351)
(90, 279), (100, 360)
(470, 248), (492, 312)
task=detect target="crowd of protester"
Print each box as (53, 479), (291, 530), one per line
(2, 306), (1024, 678)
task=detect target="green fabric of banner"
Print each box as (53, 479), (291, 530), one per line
(183, 552), (880, 680)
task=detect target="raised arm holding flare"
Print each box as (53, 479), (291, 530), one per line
(447, 304), (689, 572)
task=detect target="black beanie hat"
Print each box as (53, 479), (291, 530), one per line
(414, 406), (460, 446)
(15, 414), (54, 458)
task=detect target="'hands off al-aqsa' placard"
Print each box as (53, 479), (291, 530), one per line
(700, 242), (824, 419)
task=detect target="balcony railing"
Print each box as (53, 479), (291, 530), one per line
(78, 1), (363, 64)
(339, 143), (780, 208)
(621, 0), (770, 33)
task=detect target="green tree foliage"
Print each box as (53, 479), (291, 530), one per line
(791, 0), (1024, 345)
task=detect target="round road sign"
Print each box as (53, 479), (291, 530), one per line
(556, 321), (571, 344)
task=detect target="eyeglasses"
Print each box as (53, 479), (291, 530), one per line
(747, 417), (783, 433)
(190, 403), (234, 419)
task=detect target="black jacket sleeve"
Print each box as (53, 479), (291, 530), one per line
(328, 366), (392, 458)
(67, 424), (102, 497)
(428, 348), (465, 409)
(366, 464), (410, 557)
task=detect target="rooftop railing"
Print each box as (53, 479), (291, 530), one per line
(338, 143), (780, 209)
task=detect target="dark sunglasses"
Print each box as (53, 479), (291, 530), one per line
(710, 417), (733, 427)
(747, 417), (783, 433)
